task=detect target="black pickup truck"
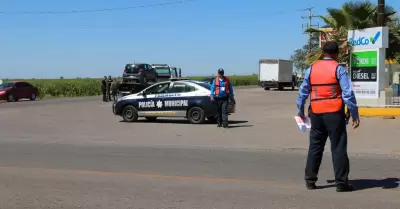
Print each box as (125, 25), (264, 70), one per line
(117, 64), (184, 96)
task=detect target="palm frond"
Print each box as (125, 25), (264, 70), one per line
(319, 16), (336, 28)
(342, 1), (375, 29)
(306, 48), (324, 65)
(304, 27), (324, 33)
(326, 8), (347, 28)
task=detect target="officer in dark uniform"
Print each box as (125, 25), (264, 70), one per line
(106, 76), (113, 101)
(101, 76), (107, 102)
(110, 79), (118, 102)
(296, 41), (360, 192)
(210, 68), (234, 128)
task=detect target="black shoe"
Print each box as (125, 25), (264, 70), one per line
(217, 123), (222, 127)
(223, 124), (228, 128)
(336, 184), (355, 192)
(306, 183), (317, 190)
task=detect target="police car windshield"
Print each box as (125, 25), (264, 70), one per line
(195, 82), (211, 90)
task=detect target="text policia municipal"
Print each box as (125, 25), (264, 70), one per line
(138, 100), (189, 108)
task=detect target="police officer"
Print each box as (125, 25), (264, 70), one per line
(106, 75), (113, 101)
(296, 41), (360, 192)
(110, 79), (118, 102)
(101, 76), (107, 102)
(210, 68), (234, 128)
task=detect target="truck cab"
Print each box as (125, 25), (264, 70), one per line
(151, 64), (182, 81)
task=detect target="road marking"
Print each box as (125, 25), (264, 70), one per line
(0, 165), (398, 193)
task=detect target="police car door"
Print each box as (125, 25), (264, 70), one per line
(137, 82), (171, 116)
(162, 82), (194, 116)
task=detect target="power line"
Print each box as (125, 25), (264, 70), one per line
(0, 8), (307, 29)
(0, 0), (196, 15)
(301, 7), (319, 53)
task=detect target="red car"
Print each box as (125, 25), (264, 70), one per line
(0, 81), (39, 102)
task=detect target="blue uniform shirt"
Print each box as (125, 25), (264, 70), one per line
(210, 77), (234, 98)
(296, 58), (359, 119)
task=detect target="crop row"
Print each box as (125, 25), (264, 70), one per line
(4, 75), (258, 98)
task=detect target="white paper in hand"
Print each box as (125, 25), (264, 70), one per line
(294, 116), (311, 132)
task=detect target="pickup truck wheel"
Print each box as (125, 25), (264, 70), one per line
(122, 105), (138, 122)
(187, 107), (206, 124)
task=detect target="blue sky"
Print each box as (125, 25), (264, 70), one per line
(0, 0), (399, 78)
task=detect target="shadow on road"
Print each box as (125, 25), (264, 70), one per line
(120, 119), (249, 125)
(325, 178), (400, 191)
(270, 89), (297, 92)
(226, 124), (253, 128)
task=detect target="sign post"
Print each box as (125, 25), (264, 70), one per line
(348, 27), (389, 100)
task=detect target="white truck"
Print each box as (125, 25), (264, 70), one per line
(258, 59), (296, 91)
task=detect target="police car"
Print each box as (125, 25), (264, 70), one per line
(112, 80), (236, 124)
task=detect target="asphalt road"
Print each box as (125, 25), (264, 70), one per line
(0, 88), (399, 208)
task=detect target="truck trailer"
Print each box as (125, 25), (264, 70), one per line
(258, 59), (296, 91)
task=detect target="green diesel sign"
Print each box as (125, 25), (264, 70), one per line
(350, 51), (378, 82)
(351, 51), (377, 67)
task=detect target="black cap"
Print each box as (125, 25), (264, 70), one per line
(323, 41), (339, 53)
(218, 68), (224, 74)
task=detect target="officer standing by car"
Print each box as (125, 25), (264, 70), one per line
(296, 41), (360, 192)
(101, 76), (107, 102)
(210, 68), (234, 128)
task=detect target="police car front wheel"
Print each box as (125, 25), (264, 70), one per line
(122, 105), (139, 122)
(187, 106), (206, 124)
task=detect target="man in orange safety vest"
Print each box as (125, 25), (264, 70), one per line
(296, 41), (360, 192)
(210, 68), (234, 128)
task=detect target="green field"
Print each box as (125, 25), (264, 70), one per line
(2, 75), (258, 98)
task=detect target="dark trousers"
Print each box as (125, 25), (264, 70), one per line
(305, 111), (350, 185)
(111, 91), (117, 101)
(215, 97), (229, 125)
(106, 89), (111, 101)
(102, 90), (107, 101)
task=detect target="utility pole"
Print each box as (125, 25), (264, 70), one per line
(377, 0), (385, 26)
(301, 7), (319, 52)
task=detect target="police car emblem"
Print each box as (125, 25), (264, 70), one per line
(156, 100), (163, 108)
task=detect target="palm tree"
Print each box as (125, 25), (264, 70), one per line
(305, 1), (400, 65)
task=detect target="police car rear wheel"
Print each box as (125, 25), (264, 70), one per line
(122, 105), (138, 122)
(187, 107), (205, 124)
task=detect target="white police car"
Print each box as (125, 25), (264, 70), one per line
(112, 80), (235, 124)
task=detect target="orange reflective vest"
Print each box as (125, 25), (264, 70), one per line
(309, 60), (343, 114)
(214, 76), (230, 95)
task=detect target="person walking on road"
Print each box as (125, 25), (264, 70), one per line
(296, 41), (360, 192)
(210, 68), (234, 128)
(101, 76), (107, 102)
